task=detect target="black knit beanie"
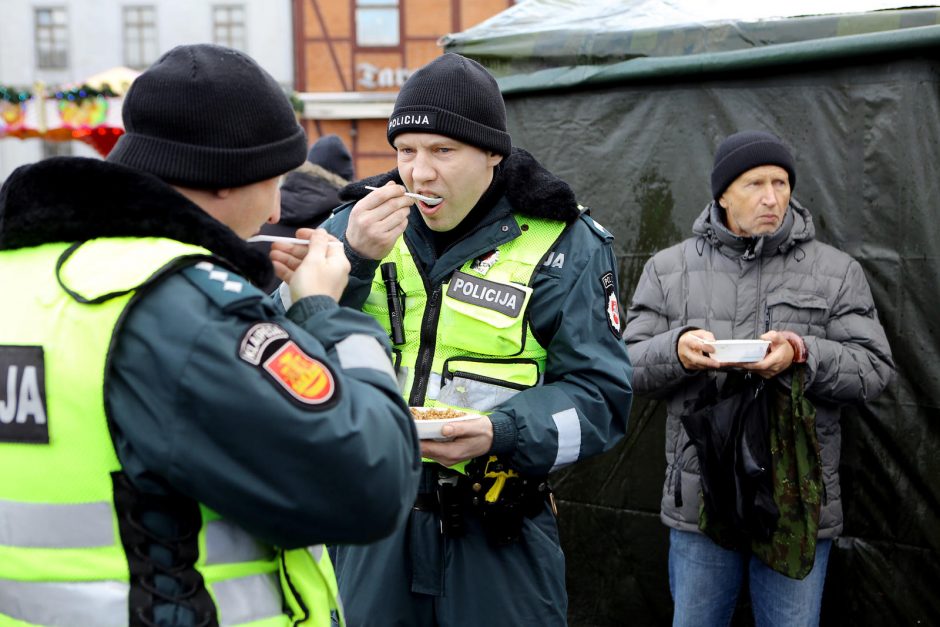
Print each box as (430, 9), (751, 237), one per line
(108, 44), (307, 189)
(387, 53), (511, 156)
(307, 134), (354, 181)
(710, 130), (796, 201)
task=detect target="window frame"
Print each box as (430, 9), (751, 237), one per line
(122, 5), (158, 70)
(212, 4), (247, 51)
(34, 6), (69, 70)
(355, 0), (400, 48)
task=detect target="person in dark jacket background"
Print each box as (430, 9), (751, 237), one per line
(0, 44), (419, 626)
(253, 134), (355, 291)
(624, 130), (894, 627)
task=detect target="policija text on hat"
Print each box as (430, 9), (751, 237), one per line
(0, 43), (421, 626)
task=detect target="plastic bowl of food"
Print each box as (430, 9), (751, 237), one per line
(410, 407), (481, 441)
(700, 339), (770, 363)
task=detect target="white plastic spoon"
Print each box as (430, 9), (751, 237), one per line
(365, 185), (443, 206)
(247, 235), (309, 245)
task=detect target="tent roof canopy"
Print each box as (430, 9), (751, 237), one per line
(443, 0), (940, 90)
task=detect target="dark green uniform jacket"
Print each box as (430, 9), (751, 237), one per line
(328, 148), (633, 475)
(322, 148), (633, 626)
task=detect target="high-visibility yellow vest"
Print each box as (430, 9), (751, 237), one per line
(363, 214), (567, 417)
(0, 238), (342, 627)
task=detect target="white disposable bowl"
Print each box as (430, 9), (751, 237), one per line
(703, 339), (770, 363)
(411, 407), (481, 441)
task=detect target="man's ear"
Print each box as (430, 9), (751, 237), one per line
(215, 188), (233, 199)
(487, 152), (504, 168)
(717, 194), (727, 209)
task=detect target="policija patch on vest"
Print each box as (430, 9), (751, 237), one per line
(600, 272), (622, 338)
(0, 346), (49, 444)
(238, 323), (337, 406)
(447, 271), (526, 318)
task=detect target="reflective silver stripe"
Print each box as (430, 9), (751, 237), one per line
(334, 335), (397, 384)
(204, 519), (276, 565)
(214, 573), (284, 626)
(550, 408), (581, 472)
(425, 372), (442, 400)
(308, 544), (324, 561)
(436, 375), (522, 413)
(277, 281), (293, 309)
(396, 365), (409, 394)
(0, 579), (128, 627)
(0, 499), (114, 548)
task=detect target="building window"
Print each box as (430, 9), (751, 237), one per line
(35, 7), (68, 69)
(42, 140), (72, 159)
(356, 0), (399, 47)
(123, 6), (158, 70)
(213, 5), (246, 50)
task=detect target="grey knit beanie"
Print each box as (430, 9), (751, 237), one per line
(711, 131), (796, 201)
(387, 54), (511, 156)
(108, 44), (307, 189)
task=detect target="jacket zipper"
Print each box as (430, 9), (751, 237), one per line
(756, 254), (766, 335)
(409, 276), (442, 406)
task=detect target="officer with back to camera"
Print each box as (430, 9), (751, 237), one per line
(0, 43), (420, 626)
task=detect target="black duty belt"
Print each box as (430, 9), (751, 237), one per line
(412, 461), (556, 546)
(413, 492), (439, 513)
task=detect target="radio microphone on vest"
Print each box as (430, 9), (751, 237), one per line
(381, 262), (405, 345)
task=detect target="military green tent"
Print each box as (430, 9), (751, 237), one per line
(445, 2), (940, 625)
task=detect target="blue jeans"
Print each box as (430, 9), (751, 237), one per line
(668, 529), (832, 627)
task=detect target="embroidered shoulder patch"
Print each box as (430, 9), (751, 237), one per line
(239, 323), (290, 365)
(238, 323), (337, 406)
(0, 346), (49, 444)
(599, 272), (622, 338)
(263, 342), (336, 405)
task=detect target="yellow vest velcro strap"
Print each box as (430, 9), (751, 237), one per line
(0, 499), (114, 548)
(204, 519), (276, 565)
(334, 335), (397, 384)
(213, 573), (284, 625)
(0, 578), (128, 626)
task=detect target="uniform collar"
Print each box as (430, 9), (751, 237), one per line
(0, 157), (273, 286)
(405, 196), (520, 285)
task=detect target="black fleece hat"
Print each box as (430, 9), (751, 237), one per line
(307, 134), (354, 181)
(387, 53), (511, 156)
(108, 44), (307, 189)
(711, 130), (796, 201)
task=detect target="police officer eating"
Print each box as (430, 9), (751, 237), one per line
(272, 53), (634, 626)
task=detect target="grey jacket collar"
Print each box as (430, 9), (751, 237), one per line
(692, 198), (815, 260)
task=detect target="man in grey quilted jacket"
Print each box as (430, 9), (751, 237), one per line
(624, 130), (894, 627)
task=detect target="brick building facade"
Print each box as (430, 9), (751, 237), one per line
(292, 0), (513, 177)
